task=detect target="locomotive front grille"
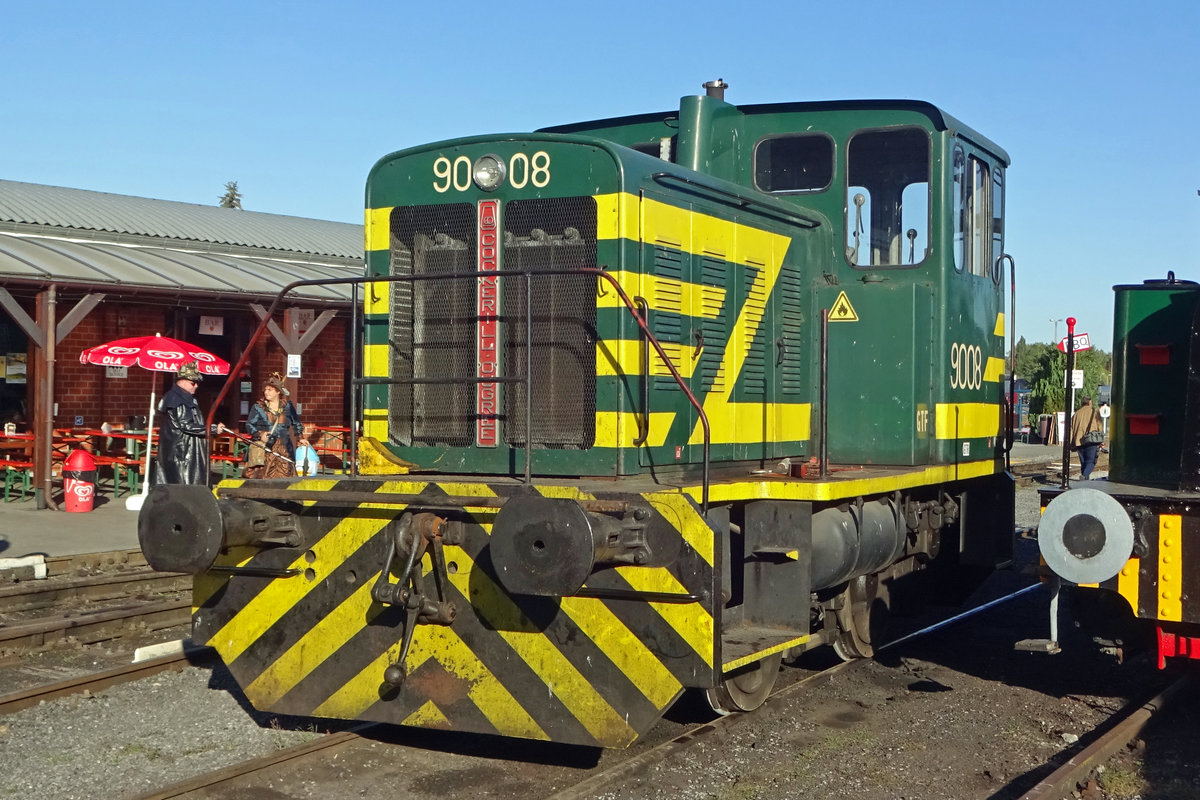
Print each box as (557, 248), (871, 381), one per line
(387, 197), (598, 451)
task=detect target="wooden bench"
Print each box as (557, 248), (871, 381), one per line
(1, 457), (33, 502)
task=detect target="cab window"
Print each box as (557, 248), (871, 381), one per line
(845, 127), (929, 267)
(754, 134), (834, 193)
(952, 145), (992, 277)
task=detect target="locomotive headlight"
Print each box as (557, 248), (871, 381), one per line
(473, 155), (506, 191)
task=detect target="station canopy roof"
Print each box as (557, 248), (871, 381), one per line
(0, 180), (364, 304)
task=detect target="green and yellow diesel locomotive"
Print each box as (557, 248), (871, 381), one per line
(140, 82), (1016, 747)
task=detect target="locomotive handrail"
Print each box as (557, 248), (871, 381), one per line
(205, 268), (713, 512)
(999, 253), (1017, 472)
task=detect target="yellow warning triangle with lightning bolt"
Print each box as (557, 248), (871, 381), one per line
(829, 291), (859, 322)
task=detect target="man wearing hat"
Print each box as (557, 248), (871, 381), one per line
(155, 361), (209, 485)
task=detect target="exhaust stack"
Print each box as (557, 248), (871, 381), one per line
(702, 78), (728, 100)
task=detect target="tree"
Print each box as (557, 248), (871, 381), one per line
(218, 181), (243, 209)
(1025, 344), (1111, 415)
(1014, 337), (1055, 381)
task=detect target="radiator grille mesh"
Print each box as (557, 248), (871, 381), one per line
(502, 197), (598, 449)
(386, 198), (598, 452)
(388, 203), (477, 447)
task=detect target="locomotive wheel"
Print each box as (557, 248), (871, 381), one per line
(833, 573), (890, 661)
(705, 652), (782, 715)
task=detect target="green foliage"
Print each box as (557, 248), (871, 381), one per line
(218, 180), (243, 209)
(1023, 344), (1111, 415)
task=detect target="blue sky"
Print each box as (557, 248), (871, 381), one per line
(3, 0), (1197, 350)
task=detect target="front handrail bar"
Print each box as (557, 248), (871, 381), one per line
(206, 267), (713, 512)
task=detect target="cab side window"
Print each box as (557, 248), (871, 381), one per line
(845, 127), (930, 267)
(952, 144), (992, 277)
(754, 134), (834, 193)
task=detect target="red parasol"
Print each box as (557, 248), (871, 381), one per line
(79, 333), (229, 375)
(80, 333), (230, 510)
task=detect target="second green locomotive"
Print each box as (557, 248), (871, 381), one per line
(1038, 273), (1200, 668)
(140, 81), (1016, 747)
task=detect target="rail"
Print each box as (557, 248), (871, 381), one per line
(205, 267), (714, 512)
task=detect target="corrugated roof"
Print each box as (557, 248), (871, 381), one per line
(0, 232), (356, 302)
(0, 179), (362, 260)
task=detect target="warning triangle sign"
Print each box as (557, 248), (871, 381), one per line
(829, 291), (859, 322)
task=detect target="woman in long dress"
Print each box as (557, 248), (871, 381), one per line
(245, 372), (307, 478)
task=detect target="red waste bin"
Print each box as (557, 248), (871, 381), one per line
(64, 449), (97, 513)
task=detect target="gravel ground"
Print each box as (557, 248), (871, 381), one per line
(4, 475), (1196, 800)
(0, 661), (331, 800)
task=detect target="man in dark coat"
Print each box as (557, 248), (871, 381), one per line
(155, 361), (209, 484)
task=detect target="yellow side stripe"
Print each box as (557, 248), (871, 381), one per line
(689, 459), (998, 504)
(595, 193), (789, 269)
(1158, 515), (1183, 622)
(984, 357), (1006, 383)
(193, 544), (257, 610)
(723, 635), (810, 672)
(363, 343), (389, 378)
(690, 402), (811, 445)
(597, 338), (699, 379)
(362, 412), (388, 442)
(993, 313), (1005, 337)
(595, 411), (675, 449)
(365, 206), (391, 252)
(935, 403), (1000, 439)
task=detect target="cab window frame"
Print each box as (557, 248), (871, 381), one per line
(753, 132), (836, 195)
(843, 125), (932, 270)
(952, 142), (994, 279)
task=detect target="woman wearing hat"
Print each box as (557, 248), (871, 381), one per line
(155, 361), (209, 484)
(245, 372), (306, 478)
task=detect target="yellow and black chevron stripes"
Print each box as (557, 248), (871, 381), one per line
(193, 478), (717, 748)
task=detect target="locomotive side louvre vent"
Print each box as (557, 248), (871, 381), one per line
(502, 197), (598, 449)
(652, 245), (685, 391)
(388, 203), (478, 447)
(778, 263), (805, 395)
(741, 263), (767, 395)
(698, 254), (728, 393)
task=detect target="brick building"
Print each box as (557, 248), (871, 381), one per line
(0, 179), (362, 498)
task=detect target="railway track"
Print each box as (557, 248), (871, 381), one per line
(0, 648), (211, 715)
(125, 584), (1054, 799)
(0, 549), (191, 660)
(1017, 674), (1194, 800)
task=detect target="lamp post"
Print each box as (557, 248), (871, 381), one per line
(1050, 318), (1064, 342)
